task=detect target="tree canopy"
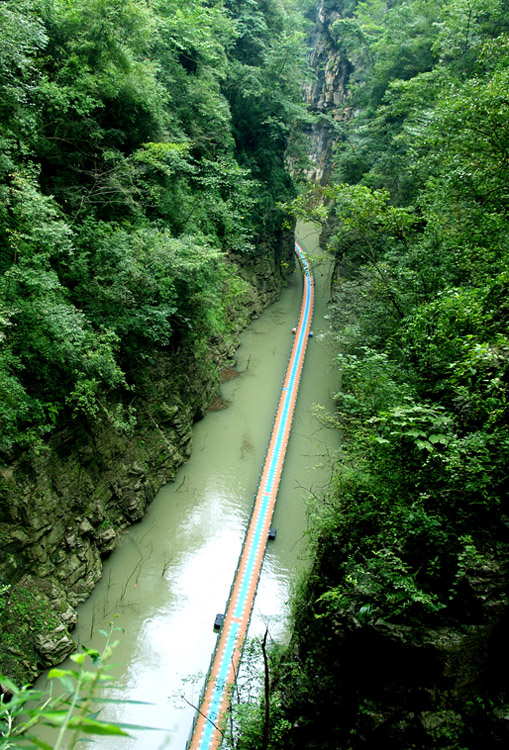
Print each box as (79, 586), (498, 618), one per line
(0, 0), (310, 456)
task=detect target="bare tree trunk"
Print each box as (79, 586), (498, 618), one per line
(262, 628), (270, 750)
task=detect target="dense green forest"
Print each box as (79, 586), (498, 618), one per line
(256, 1), (509, 748)
(0, 0), (310, 458)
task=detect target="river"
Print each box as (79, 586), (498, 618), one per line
(35, 222), (338, 749)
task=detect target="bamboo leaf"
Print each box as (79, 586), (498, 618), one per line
(47, 669), (72, 680)
(73, 717), (130, 736)
(70, 654), (86, 666)
(23, 737), (53, 750)
(116, 721), (170, 732)
(41, 712), (130, 736)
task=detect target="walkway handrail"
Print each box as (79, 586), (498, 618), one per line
(187, 243), (315, 750)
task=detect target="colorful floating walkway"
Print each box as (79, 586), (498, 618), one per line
(187, 242), (314, 750)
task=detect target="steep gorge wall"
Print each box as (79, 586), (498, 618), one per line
(0, 237), (294, 687)
(277, 3), (509, 748)
(304, 0), (352, 184)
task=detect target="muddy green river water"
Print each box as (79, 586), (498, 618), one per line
(36, 223), (339, 749)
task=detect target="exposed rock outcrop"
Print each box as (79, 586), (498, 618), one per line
(303, 0), (352, 184)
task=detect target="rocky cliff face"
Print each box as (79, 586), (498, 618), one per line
(303, 0), (352, 184)
(0, 238), (294, 687)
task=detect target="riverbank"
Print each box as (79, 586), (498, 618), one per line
(0, 238), (295, 688)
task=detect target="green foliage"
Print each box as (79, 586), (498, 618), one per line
(0, 620), (158, 749)
(304, 3), (508, 616)
(222, 635), (292, 750)
(334, 348), (412, 425)
(224, 0), (311, 236)
(317, 547), (446, 623)
(272, 2), (509, 746)
(0, 582), (68, 688)
(0, 0), (308, 456)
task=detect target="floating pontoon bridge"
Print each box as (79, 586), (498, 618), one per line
(187, 243), (314, 750)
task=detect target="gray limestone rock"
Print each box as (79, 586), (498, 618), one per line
(35, 624), (74, 665)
